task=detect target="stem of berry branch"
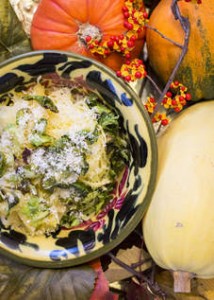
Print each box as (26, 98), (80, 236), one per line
(107, 251), (155, 288)
(146, 25), (183, 49)
(131, 257), (152, 269)
(108, 252), (166, 298)
(108, 252), (145, 280)
(150, 0), (190, 118)
(145, 74), (163, 95)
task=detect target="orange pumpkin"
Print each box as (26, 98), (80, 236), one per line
(31, 0), (146, 71)
(146, 0), (214, 101)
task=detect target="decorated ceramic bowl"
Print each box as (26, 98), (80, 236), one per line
(0, 50), (157, 268)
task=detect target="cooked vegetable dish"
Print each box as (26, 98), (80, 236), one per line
(0, 78), (130, 236)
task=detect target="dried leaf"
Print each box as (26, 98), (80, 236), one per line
(105, 246), (152, 283)
(0, 0), (31, 63)
(197, 278), (214, 300)
(0, 254), (96, 300)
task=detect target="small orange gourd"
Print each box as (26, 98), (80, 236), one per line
(30, 0), (146, 71)
(146, 0), (214, 101)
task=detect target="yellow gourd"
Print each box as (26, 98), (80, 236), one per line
(143, 101), (214, 293)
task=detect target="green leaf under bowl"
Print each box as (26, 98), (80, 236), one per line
(0, 254), (96, 300)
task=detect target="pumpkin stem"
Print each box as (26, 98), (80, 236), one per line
(172, 271), (193, 293)
(78, 23), (102, 45)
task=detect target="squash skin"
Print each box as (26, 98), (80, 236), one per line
(146, 0), (214, 101)
(143, 101), (214, 279)
(30, 0), (145, 71)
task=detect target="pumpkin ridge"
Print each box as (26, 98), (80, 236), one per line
(31, 19), (77, 35)
(96, 15), (125, 35)
(88, 0), (123, 29)
(88, 2), (111, 25)
(30, 25), (79, 50)
(31, 24), (77, 37)
(47, 0), (82, 26)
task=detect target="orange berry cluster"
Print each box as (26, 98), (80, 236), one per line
(116, 58), (147, 82)
(144, 81), (192, 126)
(144, 96), (156, 114)
(162, 81), (192, 112)
(152, 111), (170, 126)
(85, 0), (148, 79)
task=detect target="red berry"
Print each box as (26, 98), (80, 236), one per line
(128, 23), (134, 30)
(110, 35), (116, 41)
(185, 93), (192, 101)
(150, 97), (155, 103)
(124, 21), (130, 29)
(135, 18), (140, 25)
(116, 71), (122, 77)
(107, 40), (114, 48)
(115, 36), (120, 43)
(125, 53), (131, 59)
(130, 35), (137, 42)
(174, 107), (181, 113)
(127, 40), (134, 48)
(166, 91), (172, 97)
(124, 21), (133, 30)
(135, 71), (142, 79)
(124, 11), (130, 18)
(85, 36), (91, 43)
(104, 49), (110, 56)
(161, 119), (169, 126)
(143, 12), (148, 19)
(125, 75), (131, 82)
